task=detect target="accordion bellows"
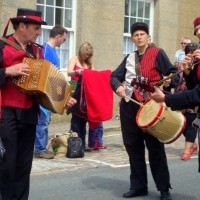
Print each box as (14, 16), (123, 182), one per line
(17, 57), (72, 114)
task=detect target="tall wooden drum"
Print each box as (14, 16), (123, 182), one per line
(136, 99), (186, 144)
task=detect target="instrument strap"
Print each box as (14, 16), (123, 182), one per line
(134, 52), (148, 100)
(0, 37), (34, 58)
(134, 52), (142, 76)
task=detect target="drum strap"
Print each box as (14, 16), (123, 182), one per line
(134, 52), (142, 76)
(134, 52), (148, 101)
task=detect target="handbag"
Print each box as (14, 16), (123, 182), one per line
(0, 137), (5, 161)
(66, 133), (84, 158)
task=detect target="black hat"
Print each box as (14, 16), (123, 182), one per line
(131, 22), (149, 35)
(10, 8), (47, 25)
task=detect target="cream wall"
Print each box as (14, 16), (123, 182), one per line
(177, 0), (200, 44)
(0, 0), (36, 36)
(154, 0), (179, 62)
(0, 0), (37, 35)
(154, 0), (200, 63)
(76, 0), (124, 71)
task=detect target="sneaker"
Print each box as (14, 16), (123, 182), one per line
(45, 149), (55, 156)
(34, 151), (55, 159)
(84, 147), (93, 152)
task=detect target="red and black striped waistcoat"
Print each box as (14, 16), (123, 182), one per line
(134, 47), (160, 102)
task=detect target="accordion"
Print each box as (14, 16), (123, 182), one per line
(16, 57), (72, 114)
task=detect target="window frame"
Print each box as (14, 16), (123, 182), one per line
(36, 0), (77, 73)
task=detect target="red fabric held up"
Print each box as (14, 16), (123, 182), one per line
(82, 70), (113, 128)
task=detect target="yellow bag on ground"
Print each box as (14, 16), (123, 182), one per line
(50, 132), (78, 157)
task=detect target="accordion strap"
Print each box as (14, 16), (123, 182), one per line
(0, 37), (34, 58)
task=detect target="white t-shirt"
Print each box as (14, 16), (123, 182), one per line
(175, 49), (185, 62)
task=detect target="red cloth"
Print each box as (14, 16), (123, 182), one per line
(82, 70), (113, 128)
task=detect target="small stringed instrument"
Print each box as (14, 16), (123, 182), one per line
(131, 76), (155, 93)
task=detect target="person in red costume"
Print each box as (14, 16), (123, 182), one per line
(0, 8), (76, 200)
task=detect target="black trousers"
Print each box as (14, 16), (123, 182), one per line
(70, 114), (87, 147)
(120, 98), (171, 191)
(183, 112), (197, 143)
(0, 110), (36, 200)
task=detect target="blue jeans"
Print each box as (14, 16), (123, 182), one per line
(88, 122), (103, 147)
(34, 108), (51, 153)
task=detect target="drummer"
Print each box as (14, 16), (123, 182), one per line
(110, 22), (179, 200)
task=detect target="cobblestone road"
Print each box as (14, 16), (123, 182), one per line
(31, 124), (198, 176)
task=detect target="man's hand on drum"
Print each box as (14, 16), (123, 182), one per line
(116, 84), (126, 98)
(150, 86), (165, 103)
(5, 63), (30, 77)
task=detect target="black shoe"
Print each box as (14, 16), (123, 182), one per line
(123, 189), (148, 198)
(84, 147), (93, 152)
(160, 190), (172, 200)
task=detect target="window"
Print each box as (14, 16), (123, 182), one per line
(36, 0), (76, 72)
(123, 0), (154, 56)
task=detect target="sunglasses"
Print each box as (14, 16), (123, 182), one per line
(181, 43), (187, 45)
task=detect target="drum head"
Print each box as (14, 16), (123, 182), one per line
(136, 99), (164, 128)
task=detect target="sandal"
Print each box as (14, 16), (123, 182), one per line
(190, 146), (197, 155)
(98, 144), (107, 149)
(181, 153), (191, 161)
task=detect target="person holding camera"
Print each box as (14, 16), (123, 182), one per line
(151, 16), (200, 172)
(173, 43), (198, 161)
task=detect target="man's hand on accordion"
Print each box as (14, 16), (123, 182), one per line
(5, 63), (30, 77)
(66, 97), (77, 108)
